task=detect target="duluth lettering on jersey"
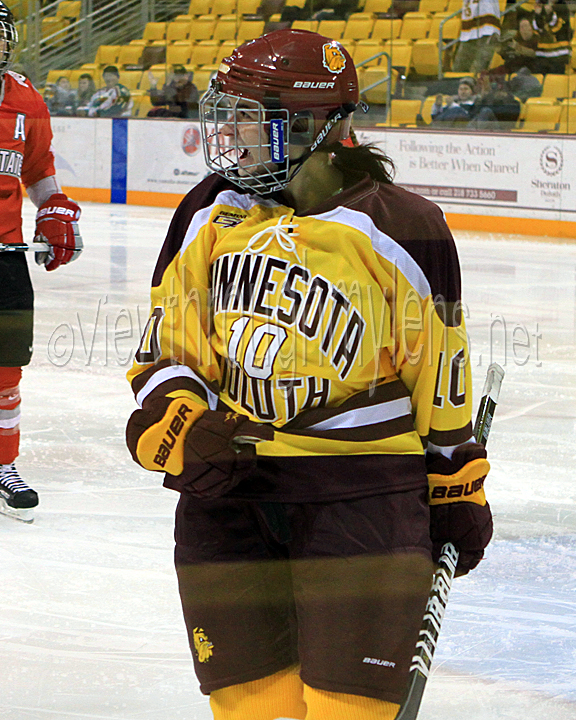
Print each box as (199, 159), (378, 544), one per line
(0, 149), (24, 178)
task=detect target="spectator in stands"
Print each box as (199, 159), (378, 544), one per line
(452, 0), (501, 73)
(430, 76), (477, 124)
(508, 65), (543, 101)
(45, 76), (77, 116)
(75, 73), (96, 116)
(499, 17), (539, 74)
(147, 66), (199, 119)
(532, 0), (572, 75)
(87, 65), (132, 118)
(468, 72), (521, 130)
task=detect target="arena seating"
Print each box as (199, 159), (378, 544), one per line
(39, 0), (575, 132)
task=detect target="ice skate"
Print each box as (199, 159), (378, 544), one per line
(0, 463), (38, 523)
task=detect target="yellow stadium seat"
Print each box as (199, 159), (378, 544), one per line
(429, 12), (461, 40)
(188, 0), (212, 15)
(190, 40), (219, 66)
(359, 66), (398, 103)
(192, 67), (217, 92)
(387, 98), (422, 126)
(285, 0), (306, 7)
(420, 94), (439, 123)
(238, 0), (261, 14)
(363, 0), (392, 11)
(553, 99), (576, 133)
(167, 42), (194, 66)
(353, 40), (385, 67)
(291, 20), (318, 33)
(79, 63), (99, 75)
(343, 13), (375, 41)
(382, 40), (413, 73)
(317, 20), (346, 39)
(118, 71), (142, 90)
(400, 12), (431, 41)
(541, 73), (576, 100)
(41, 17), (67, 45)
(140, 70), (166, 91)
(94, 45), (121, 65)
(517, 98), (561, 132)
(143, 22), (167, 43)
(216, 40), (238, 63)
(190, 16), (218, 41)
(56, 1), (81, 21)
(213, 15), (239, 41)
(117, 45), (144, 68)
(418, 0), (447, 11)
(167, 21), (192, 43)
(211, 0), (236, 15)
(236, 19), (265, 42)
(372, 18), (402, 40)
(446, 0), (462, 13)
(411, 38), (440, 75)
(129, 39), (147, 47)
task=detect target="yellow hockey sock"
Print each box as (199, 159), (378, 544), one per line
(303, 684), (400, 720)
(210, 665), (306, 720)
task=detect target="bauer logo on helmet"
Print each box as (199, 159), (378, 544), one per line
(322, 43), (346, 74)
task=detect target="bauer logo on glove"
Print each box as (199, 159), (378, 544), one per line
(33, 193), (83, 271)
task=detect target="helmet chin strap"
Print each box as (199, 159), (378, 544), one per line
(283, 102), (357, 186)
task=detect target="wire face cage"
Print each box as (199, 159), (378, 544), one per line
(200, 84), (291, 196)
(0, 19), (17, 75)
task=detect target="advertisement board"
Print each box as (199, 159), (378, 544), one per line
(360, 128), (576, 223)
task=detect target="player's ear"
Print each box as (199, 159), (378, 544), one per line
(289, 111), (315, 146)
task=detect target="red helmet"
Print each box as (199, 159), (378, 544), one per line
(200, 29), (359, 195)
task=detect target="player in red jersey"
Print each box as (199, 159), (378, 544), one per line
(0, 1), (82, 523)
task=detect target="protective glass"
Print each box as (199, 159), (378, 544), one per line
(0, 20), (18, 75)
(200, 85), (291, 196)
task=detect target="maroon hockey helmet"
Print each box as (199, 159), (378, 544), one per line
(0, 1), (18, 77)
(200, 29), (360, 195)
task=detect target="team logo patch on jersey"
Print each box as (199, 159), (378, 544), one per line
(322, 43), (346, 74)
(213, 211), (246, 228)
(193, 627), (214, 663)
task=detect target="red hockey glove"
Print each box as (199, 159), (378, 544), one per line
(34, 194), (82, 271)
(427, 442), (493, 576)
(180, 410), (274, 498)
(126, 396), (206, 476)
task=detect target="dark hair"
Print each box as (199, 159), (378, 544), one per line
(323, 141), (395, 185)
(103, 65), (119, 76)
(79, 72), (93, 81)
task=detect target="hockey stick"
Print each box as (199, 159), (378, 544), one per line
(0, 242), (50, 253)
(396, 362), (505, 720)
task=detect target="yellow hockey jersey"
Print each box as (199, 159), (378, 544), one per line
(128, 172), (473, 502)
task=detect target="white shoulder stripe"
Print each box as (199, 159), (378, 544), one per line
(180, 190), (279, 254)
(136, 365), (218, 410)
(310, 206), (431, 299)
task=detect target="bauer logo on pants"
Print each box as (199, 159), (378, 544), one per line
(193, 627), (214, 663)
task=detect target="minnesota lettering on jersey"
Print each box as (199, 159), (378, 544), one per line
(212, 251), (366, 375)
(0, 149), (24, 178)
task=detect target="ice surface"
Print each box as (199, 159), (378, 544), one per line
(1, 202), (575, 719)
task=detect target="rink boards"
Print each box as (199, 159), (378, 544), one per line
(48, 117), (576, 239)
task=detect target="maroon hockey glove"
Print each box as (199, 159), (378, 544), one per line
(180, 410), (274, 498)
(34, 194), (82, 271)
(427, 442), (493, 576)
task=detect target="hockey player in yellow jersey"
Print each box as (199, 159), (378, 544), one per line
(126, 29), (493, 720)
